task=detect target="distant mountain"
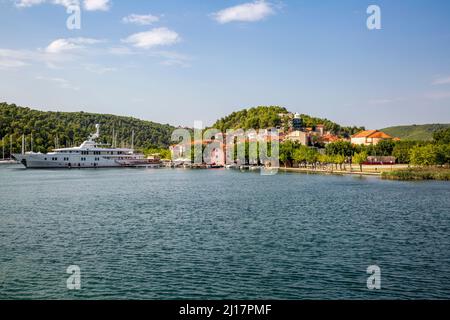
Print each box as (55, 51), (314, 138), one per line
(211, 106), (365, 137)
(0, 103), (176, 153)
(380, 124), (450, 141)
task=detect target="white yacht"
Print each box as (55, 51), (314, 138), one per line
(12, 124), (160, 169)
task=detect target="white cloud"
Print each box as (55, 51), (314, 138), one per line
(212, 0), (275, 24)
(425, 91), (450, 100)
(54, 0), (79, 7)
(45, 37), (104, 54)
(14, 0), (110, 11)
(83, 0), (110, 11)
(0, 49), (29, 67)
(0, 59), (28, 69)
(108, 46), (135, 55)
(432, 76), (450, 85)
(122, 14), (160, 26)
(0, 48), (54, 69)
(14, 0), (80, 9)
(36, 76), (80, 90)
(368, 97), (405, 105)
(122, 28), (180, 49)
(14, 0), (46, 7)
(153, 51), (191, 68)
(83, 64), (116, 74)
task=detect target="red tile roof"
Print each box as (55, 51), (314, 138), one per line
(351, 130), (393, 139)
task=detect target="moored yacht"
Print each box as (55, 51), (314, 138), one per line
(12, 124), (159, 169)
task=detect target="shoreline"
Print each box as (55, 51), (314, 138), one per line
(279, 166), (450, 181)
(279, 167), (382, 177)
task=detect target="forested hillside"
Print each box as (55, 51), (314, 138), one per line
(212, 106), (364, 137)
(381, 124), (450, 141)
(0, 103), (176, 154)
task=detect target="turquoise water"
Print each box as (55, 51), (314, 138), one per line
(0, 164), (449, 299)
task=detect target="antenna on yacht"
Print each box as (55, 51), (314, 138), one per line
(89, 124), (100, 141)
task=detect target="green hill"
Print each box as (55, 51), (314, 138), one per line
(0, 102), (176, 154)
(212, 106), (364, 137)
(381, 124), (450, 141)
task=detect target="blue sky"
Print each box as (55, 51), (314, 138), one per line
(1, 0), (450, 129)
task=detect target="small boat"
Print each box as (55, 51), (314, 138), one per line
(114, 159), (161, 168)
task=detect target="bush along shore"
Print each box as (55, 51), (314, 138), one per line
(381, 167), (450, 181)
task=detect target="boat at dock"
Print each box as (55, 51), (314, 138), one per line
(12, 124), (160, 169)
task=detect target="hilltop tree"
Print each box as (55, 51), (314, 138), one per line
(212, 106), (288, 132)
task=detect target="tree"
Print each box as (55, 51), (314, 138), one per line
(392, 141), (418, 164)
(353, 151), (368, 172)
(0, 103), (176, 152)
(279, 140), (295, 167)
(325, 141), (355, 157)
(409, 145), (438, 166)
(143, 147), (171, 160)
(292, 145), (308, 166)
(333, 154), (346, 170)
(436, 144), (450, 165)
(374, 139), (395, 156)
(433, 128), (450, 144)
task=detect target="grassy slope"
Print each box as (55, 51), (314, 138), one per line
(381, 124), (450, 141)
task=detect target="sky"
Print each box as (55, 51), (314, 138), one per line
(1, 0), (450, 129)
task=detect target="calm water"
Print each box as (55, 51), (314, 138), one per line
(0, 164), (449, 300)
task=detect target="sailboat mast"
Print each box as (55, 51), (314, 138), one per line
(2, 137), (4, 160)
(112, 128), (115, 148)
(131, 130), (135, 150)
(10, 135), (12, 159)
(22, 134), (25, 155)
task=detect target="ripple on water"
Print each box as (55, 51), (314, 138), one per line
(0, 166), (449, 299)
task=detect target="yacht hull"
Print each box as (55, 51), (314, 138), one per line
(13, 154), (126, 169)
(11, 124), (160, 169)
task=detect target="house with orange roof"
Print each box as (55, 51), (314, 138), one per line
(320, 133), (341, 144)
(351, 130), (394, 145)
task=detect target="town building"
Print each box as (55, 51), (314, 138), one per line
(285, 130), (308, 145)
(351, 130), (394, 145)
(292, 113), (303, 131)
(320, 133), (341, 145)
